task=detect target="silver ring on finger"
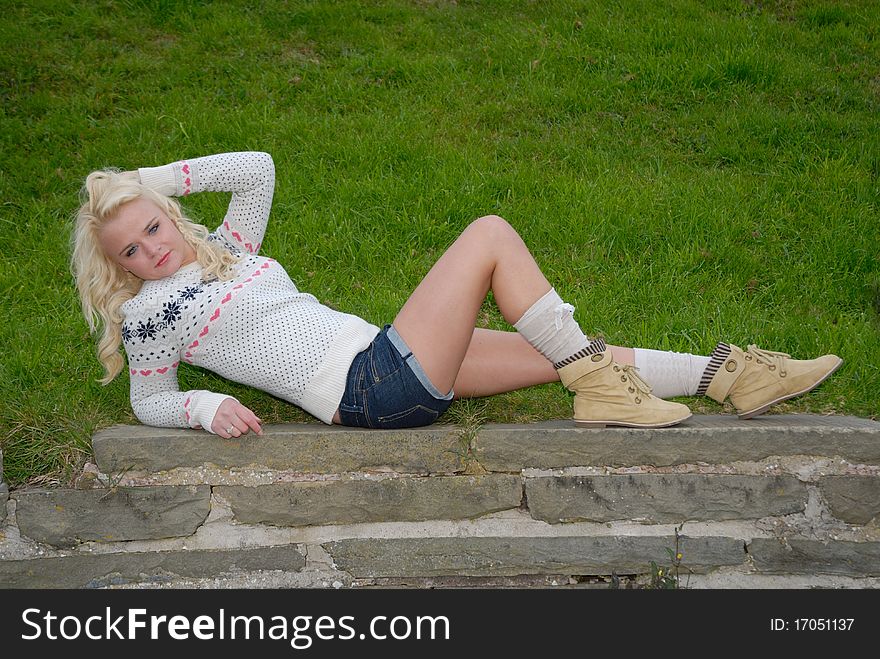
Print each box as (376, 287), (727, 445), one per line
(225, 426), (234, 434)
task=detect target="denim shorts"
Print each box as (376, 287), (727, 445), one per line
(337, 325), (454, 429)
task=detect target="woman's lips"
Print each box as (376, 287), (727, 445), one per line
(156, 251), (170, 267)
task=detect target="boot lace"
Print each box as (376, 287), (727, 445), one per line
(621, 364), (654, 400)
(746, 345), (789, 377)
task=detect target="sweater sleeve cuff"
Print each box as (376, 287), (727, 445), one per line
(190, 391), (237, 433)
(138, 163), (180, 197)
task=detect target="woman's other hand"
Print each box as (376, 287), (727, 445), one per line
(211, 398), (264, 438)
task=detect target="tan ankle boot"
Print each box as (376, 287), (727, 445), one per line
(704, 343), (843, 419)
(557, 350), (692, 428)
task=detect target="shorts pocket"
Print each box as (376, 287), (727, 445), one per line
(365, 338), (405, 387)
(377, 404), (440, 429)
(339, 402), (364, 414)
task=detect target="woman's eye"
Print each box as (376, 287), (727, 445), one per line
(148, 223), (159, 234)
(125, 246), (137, 257)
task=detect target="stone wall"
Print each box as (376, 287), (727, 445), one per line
(1, 415), (879, 589)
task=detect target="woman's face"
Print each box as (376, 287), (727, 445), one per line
(98, 197), (196, 281)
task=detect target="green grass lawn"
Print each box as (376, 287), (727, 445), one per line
(1, 0), (878, 486)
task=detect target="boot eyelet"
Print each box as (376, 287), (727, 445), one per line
(621, 375), (627, 382)
(769, 364), (776, 371)
(780, 371), (787, 377)
(725, 360), (738, 372)
(613, 365), (620, 372)
(591, 354), (603, 362)
(628, 386), (635, 393)
(635, 397), (642, 404)
(745, 355), (752, 361)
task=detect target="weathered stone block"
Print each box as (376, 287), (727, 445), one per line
(476, 415), (880, 470)
(14, 485), (211, 547)
(750, 538), (880, 577)
(324, 536), (745, 577)
(93, 424), (465, 475)
(526, 474), (806, 523)
(819, 476), (880, 525)
(218, 474), (522, 526)
(0, 544), (307, 588)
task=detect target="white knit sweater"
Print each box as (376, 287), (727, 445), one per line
(122, 152), (379, 430)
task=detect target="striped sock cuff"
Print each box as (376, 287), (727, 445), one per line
(553, 338), (607, 369)
(696, 342), (731, 396)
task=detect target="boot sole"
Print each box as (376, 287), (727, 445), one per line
(574, 412), (692, 429)
(737, 357), (844, 420)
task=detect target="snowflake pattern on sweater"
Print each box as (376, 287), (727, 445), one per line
(122, 284), (201, 344)
(120, 152), (379, 431)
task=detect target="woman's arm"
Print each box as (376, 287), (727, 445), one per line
(137, 152), (275, 255)
(127, 361), (261, 437)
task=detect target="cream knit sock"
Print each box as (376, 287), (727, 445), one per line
(513, 289), (604, 367)
(633, 348), (711, 399)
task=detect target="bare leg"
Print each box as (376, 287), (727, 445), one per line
(393, 214), (636, 396)
(610, 346), (635, 367)
(453, 328), (635, 397)
(393, 215), (552, 395)
(453, 328), (557, 397)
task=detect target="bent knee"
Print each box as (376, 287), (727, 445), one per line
(473, 214), (508, 228)
(469, 214), (516, 240)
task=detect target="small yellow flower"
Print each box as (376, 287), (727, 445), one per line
(676, 553), (683, 560)
(657, 569), (663, 576)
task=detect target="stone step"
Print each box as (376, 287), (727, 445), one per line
(0, 544), (307, 589)
(13, 486), (212, 548)
(91, 415), (880, 479)
(320, 534), (880, 581)
(91, 424), (466, 476)
(2, 414), (879, 588)
(15, 472), (876, 548)
(3, 510), (879, 588)
(476, 414), (880, 470)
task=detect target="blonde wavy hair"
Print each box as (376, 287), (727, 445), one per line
(72, 169), (239, 384)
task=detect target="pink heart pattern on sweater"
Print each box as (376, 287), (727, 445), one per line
(131, 363), (179, 377)
(181, 162), (192, 195)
